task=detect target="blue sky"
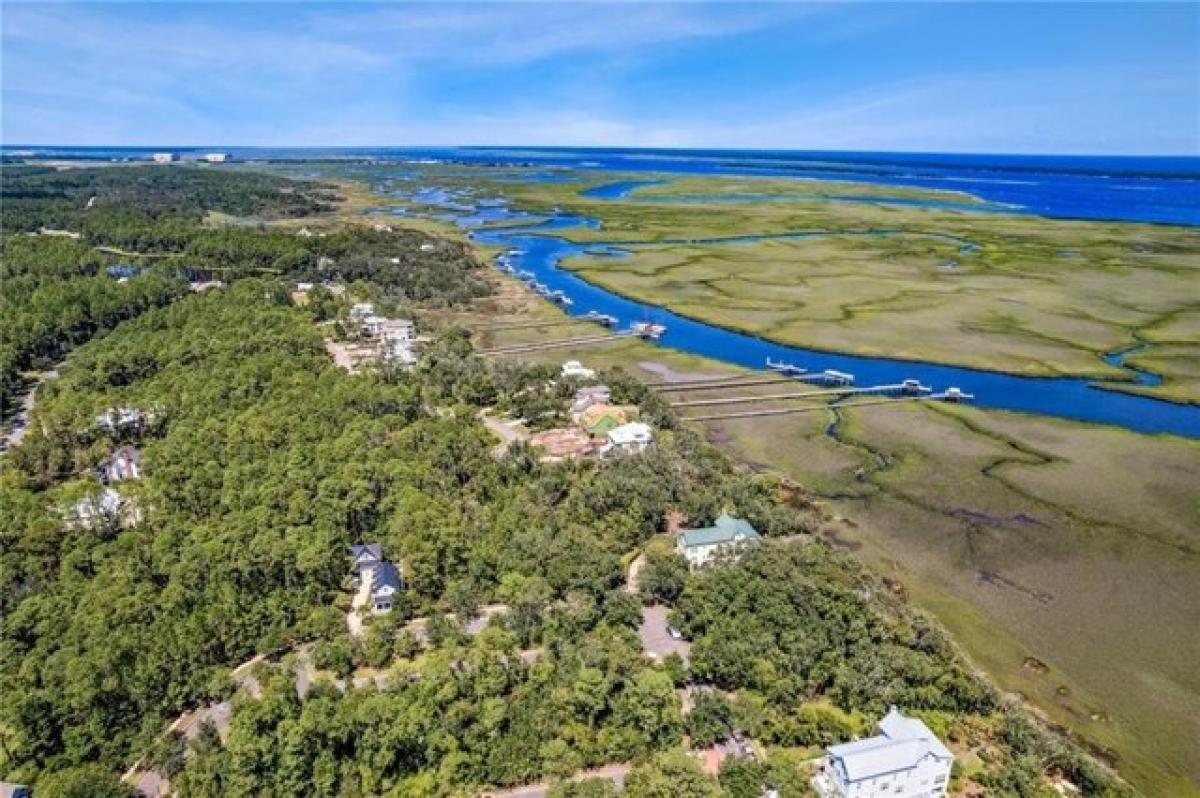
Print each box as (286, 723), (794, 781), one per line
(2, 2), (1197, 153)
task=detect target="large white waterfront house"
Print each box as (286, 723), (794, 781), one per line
(813, 707), (953, 798)
(676, 513), (760, 568)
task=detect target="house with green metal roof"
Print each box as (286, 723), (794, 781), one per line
(676, 513), (760, 568)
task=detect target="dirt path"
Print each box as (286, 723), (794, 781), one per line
(1, 370), (57, 453)
(480, 411), (529, 458)
(625, 552), (646, 594)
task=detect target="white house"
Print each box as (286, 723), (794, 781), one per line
(348, 544), (404, 613)
(66, 488), (140, 530)
(350, 302), (376, 323)
(379, 320), (417, 365)
(561, 360), (596, 380)
(99, 445), (141, 483)
(812, 707), (953, 798)
(604, 421), (653, 454)
(203, 152), (230, 163)
(151, 152), (178, 164)
(677, 513), (760, 568)
(94, 406), (146, 434)
(570, 385), (611, 416)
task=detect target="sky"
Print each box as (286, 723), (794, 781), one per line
(2, 1), (1198, 154)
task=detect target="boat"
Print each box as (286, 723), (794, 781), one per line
(583, 311), (618, 326)
(631, 322), (667, 340)
(939, 386), (974, 402)
(765, 357), (806, 375)
(900, 378), (933, 396)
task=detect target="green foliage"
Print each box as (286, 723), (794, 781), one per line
(548, 778), (621, 798)
(686, 691), (736, 748)
(638, 548), (689, 604)
(677, 542), (997, 718)
(0, 166), (1128, 797)
(1, 164), (335, 232)
(624, 750), (721, 798)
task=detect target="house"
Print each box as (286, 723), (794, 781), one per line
(1, 783), (31, 798)
(350, 302), (376, 323)
(95, 406), (145, 434)
(349, 543), (383, 579)
(203, 152), (230, 163)
(677, 514), (760, 568)
(348, 544), (403, 613)
(577, 403), (635, 438)
(570, 385), (611, 415)
(99, 445), (141, 483)
(151, 152), (178, 164)
(561, 360), (596, 380)
(362, 315), (388, 337)
(366, 561), (403, 612)
(106, 263), (141, 279)
(604, 421), (654, 455)
(66, 488), (139, 530)
(812, 707), (953, 798)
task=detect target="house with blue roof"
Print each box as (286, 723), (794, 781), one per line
(676, 513), (760, 568)
(812, 707), (953, 798)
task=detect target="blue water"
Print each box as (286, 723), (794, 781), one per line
(10, 145), (1199, 435)
(466, 210), (1200, 439)
(7, 146), (1200, 225)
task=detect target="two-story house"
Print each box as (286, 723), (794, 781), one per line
(812, 707), (953, 798)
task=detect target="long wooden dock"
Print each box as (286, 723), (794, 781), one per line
(651, 375), (798, 392)
(472, 318), (591, 333)
(476, 332), (632, 356)
(680, 393), (955, 422)
(669, 386), (854, 408)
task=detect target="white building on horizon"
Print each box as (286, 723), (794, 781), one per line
(813, 707), (953, 798)
(151, 152), (178, 164)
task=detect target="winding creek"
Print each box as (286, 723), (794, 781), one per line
(389, 181), (1200, 439)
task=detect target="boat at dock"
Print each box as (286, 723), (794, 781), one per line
(766, 357), (806, 375)
(584, 311), (619, 327)
(631, 322), (667, 340)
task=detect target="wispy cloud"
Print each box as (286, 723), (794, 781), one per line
(2, 1), (1196, 153)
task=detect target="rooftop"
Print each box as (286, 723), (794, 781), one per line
(679, 513), (760, 548)
(828, 707), (951, 783)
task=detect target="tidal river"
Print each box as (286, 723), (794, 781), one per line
(377, 165), (1200, 438)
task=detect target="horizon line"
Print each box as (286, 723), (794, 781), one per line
(4, 144), (1199, 160)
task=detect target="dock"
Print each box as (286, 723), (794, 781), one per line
(680, 390), (964, 422)
(667, 379), (931, 409)
(476, 331), (633, 356)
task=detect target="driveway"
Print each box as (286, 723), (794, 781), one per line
(638, 604), (690, 661)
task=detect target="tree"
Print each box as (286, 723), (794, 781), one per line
(624, 751), (721, 798)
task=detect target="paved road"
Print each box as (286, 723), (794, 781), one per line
(480, 411), (529, 458)
(638, 604), (690, 662)
(123, 655), (266, 796)
(1, 370), (56, 453)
